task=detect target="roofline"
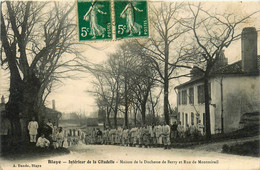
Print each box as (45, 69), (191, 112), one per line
(175, 77), (204, 89)
(175, 73), (259, 90)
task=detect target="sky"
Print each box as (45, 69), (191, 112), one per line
(0, 1), (260, 116)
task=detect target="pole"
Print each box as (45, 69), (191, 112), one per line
(220, 77), (224, 134)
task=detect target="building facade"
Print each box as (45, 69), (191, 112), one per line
(175, 27), (260, 134)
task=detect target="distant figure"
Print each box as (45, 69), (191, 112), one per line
(63, 137), (68, 148)
(41, 119), (52, 141)
(190, 123), (197, 138)
(170, 121), (178, 141)
(28, 117), (38, 143)
(177, 121), (184, 138)
(197, 120), (204, 136)
(185, 124), (191, 138)
(46, 119), (53, 128)
(56, 127), (64, 147)
(162, 123), (171, 149)
(36, 134), (50, 148)
(96, 128), (102, 144)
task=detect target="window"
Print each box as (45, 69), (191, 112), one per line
(191, 112), (194, 125)
(178, 92), (181, 105)
(198, 85), (204, 104)
(185, 113), (188, 127)
(189, 87), (194, 104)
(181, 90), (187, 105)
(182, 113), (184, 125)
(196, 114), (199, 125)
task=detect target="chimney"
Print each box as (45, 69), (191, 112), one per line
(1, 95), (5, 104)
(52, 100), (56, 110)
(241, 27), (258, 75)
(190, 67), (203, 80)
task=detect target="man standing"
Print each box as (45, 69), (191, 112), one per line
(170, 121), (178, 142)
(154, 124), (159, 147)
(177, 121), (184, 138)
(158, 123), (163, 147)
(162, 123), (171, 149)
(28, 117), (38, 143)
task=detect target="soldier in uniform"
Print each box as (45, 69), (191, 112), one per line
(131, 126), (138, 146)
(177, 121), (184, 138)
(150, 124), (156, 147)
(155, 123), (163, 147)
(28, 117), (38, 143)
(142, 125), (150, 148)
(162, 123), (171, 149)
(136, 126), (142, 147)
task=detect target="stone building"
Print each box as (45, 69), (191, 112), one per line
(175, 27), (260, 134)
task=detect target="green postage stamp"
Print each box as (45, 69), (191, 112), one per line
(77, 0), (149, 41)
(77, 0), (112, 41)
(114, 0), (149, 39)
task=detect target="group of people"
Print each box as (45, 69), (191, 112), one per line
(87, 123), (171, 149)
(27, 116), (204, 150)
(28, 117), (67, 149)
(86, 121), (204, 149)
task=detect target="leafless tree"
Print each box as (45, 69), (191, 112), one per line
(136, 2), (192, 125)
(181, 2), (259, 139)
(89, 41), (158, 127)
(1, 1), (77, 143)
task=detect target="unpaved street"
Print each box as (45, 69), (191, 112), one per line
(1, 142), (259, 170)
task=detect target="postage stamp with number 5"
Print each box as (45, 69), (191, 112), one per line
(114, 0), (149, 39)
(77, 0), (112, 41)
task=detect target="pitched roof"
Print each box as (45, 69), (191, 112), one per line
(212, 60), (244, 74)
(212, 56), (260, 75)
(175, 56), (260, 89)
(175, 76), (204, 89)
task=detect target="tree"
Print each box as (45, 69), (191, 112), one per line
(89, 41), (158, 128)
(181, 2), (258, 139)
(117, 41), (157, 126)
(137, 2), (191, 125)
(1, 1), (77, 143)
(147, 88), (162, 124)
(88, 52), (123, 129)
(88, 64), (117, 128)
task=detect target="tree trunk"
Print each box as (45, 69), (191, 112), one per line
(23, 72), (41, 120)
(141, 103), (146, 125)
(204, 73), (211, 140)
(3, 42), (24, 145)
(134, 107), (137, 126)
(114, 109), (117, 129)
(164, 43), (170, 125)
(149, 91), (156, 124)
(19, 72), (41, 143)
(114, 87), (119, 129)
(106, 107), (112, 128)
(124, 76), (129, 128)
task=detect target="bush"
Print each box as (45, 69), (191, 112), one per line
(222, 144), (229, 152)
(222, 140), (260, 157)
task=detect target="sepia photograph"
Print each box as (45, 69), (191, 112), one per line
(0, 0), (259, 169)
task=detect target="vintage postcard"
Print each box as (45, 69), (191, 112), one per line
(0, 0), (259, 170)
